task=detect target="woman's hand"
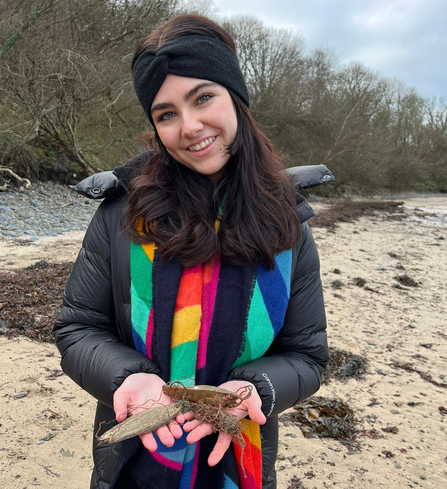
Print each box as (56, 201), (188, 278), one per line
(182, 380), (266, 466)
(113, 373), (185, 451)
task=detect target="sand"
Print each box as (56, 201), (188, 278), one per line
(0, 197), (446, 489)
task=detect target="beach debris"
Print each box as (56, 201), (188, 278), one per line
(38, 464), (60, 477)
(388, 252), (401, 259)
(45, 368), (64, 380)
(321, 347), (367, 383)
(353, 277), (366, 287)
(13, 392), (28, 399)
(381, 426), (398, 434)
(309, 200), (406, 230)
(287, 475), (304, 489)
(0, 262), (73, 342)
(0, 166), (31, 191)
(162, 382), (250, 408)
(331, 280), (344, 289)
(411, 353), (428, 361)
(393, 274), (419, 287)
(25, 259), (49, 270)
(279, 396), (360, 448)
(361, 428), (383, 440)
(97, 382), (252, 477)
(382, 450), (395, 458)
(390, 361), (447, 388)
(97, 382), (252, 444)
(97, 403), (182, 444)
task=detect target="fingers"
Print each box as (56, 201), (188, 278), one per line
(139, 431), (158, 452)
(140, 424), (177, 451)
(182, 418), (201, 433)
(182, 411), (195, 422)
(185, 421), (214, 444)
(208, 432), (232, 466)
(168, 419), (184, 440)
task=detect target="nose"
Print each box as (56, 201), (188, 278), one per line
(181, 111), (203, 138)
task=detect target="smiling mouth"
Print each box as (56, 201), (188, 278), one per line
(187, 136), (216, 152)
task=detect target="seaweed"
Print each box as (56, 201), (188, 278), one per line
(321, 347), (368, 384)
(310, 201), (406, 230)
(0, 262), (73, 342)
(393, 274), (419, 287)
(390, 361), (447, 388)
(280, 396), (361, 449)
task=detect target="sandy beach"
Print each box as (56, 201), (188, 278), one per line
(1, 196), (446, 488)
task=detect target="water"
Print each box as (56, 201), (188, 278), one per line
(403, 197), (447, 228)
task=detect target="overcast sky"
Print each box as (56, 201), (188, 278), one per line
(212, 0), (446, 99)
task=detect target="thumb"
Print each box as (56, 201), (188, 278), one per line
(247, 403), (266, 426)
(113, 392), (129, 423)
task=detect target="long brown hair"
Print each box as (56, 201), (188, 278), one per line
(123, 15), (301, 269)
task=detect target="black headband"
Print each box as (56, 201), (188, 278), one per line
(132, 35), (249, 123)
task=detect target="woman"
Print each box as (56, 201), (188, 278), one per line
(54, 14), (330, 489)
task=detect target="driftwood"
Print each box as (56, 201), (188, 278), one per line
(0, 166), (31, 191)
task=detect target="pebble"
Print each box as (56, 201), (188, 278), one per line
(13, 392), (28, 399)
(0, 182), (99, 240)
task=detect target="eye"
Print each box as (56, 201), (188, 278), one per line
(197, 93), (214, 105)
(157, 111), (175, 122)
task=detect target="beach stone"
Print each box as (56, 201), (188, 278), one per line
(0, 181), (99, 239)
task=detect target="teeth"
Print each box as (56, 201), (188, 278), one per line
(188, 137), (215, 152)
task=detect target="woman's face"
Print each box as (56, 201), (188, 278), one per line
(151, 74), (238, 185)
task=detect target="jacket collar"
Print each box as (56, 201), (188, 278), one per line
(71, 152), (334, 223)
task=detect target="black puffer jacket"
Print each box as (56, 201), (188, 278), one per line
(53, 154), (332, 489)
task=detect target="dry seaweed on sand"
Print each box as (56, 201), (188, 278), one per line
(309, 201), (406, 230)
(279, 396), (361, 449)
(287, 475), (305, 489)
(321, 347), (368, 384)
(393, 274), (419, 287)
(0, 261), (73, 342)
(390, 361), (447, 388)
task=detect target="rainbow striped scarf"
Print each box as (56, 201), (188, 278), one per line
(111, 242), (292, 489)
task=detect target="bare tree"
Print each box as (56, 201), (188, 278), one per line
(0, 0), (180, 178)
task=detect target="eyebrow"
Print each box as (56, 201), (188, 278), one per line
(185, 82), (218, 101)
(151, 82), (219, 115)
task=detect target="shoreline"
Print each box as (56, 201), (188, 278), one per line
(1, 196), (446, 488)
